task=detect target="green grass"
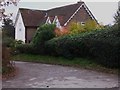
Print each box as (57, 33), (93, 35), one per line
(13, 54), (118, 74)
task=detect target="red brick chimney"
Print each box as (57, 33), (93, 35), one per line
(77, 0), (84, 3)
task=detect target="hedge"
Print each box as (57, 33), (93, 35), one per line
(45, 27), (120, 68)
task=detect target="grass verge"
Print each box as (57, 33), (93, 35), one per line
(13, 54), (118, 74)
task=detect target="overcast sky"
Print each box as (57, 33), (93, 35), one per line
(3, 0), (120, 25)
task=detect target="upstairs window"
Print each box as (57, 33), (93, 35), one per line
(53, 16), (61, 28)
(81, 22), (85, 26)
(45, 17), (51, 24)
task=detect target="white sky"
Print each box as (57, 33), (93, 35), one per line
(2, 0), (120, 25)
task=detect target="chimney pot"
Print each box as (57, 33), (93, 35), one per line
(77, 0), (84, 3)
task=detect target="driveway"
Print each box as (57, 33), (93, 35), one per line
(2, 61), (118, 88)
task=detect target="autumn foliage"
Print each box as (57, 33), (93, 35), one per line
(68, 20), (103, 34)
(54, 27), (69, 37)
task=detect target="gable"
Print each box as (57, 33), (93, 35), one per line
(46, 17), (51, 24)
(18, 1), (97, 27)
(66, 4), (96, 26)
(64, 3), (97, 26)
(46, 2), (84, 26)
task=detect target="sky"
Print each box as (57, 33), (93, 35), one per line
(1, 0), (120, 25)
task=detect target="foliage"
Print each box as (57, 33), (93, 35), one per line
(16, 44), (34, 54)
(45, 27), (120, 68)
(0, 0), (19, 6)
(68, 22), (85, 34)
(1, 0), (19, 76)
(16, 24), (56, 55)
(68, 20), (102, 35)
(1, 15), (15, 76)
(84, 19), (99, 31)
(2, 18), (15, 38)
(114, 7), (120, 25)
(13, 54), (118, 74)
(2, 46), (15, 75)
(0, 0), (19, 22)
(31, 24), (56, 54)
(54, 27), (69, 37)
(3, 37), (14, 47)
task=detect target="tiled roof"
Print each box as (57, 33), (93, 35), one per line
(20, 8), (47, 27)
(47, 2), (84, 26)
(19, 2), (84, 27)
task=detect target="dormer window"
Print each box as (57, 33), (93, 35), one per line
(53, 16), (61, 28)
(45, 17), (51, 24)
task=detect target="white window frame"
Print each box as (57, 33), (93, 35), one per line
(53, 16), (61, 28)
(45, 16), (51, 24)
(81, 22), (85, 26)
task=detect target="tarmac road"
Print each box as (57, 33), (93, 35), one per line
(2, 61), (119, 88)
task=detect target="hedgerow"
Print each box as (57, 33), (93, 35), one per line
(45, 27), (120, 68)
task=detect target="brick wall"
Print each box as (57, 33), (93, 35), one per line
(67, 5), (92, 27)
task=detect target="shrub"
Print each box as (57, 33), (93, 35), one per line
(3, 37), (15, 47)
(68, 20), (103, 35)
(31, 24), (56, 54)
(54, 27), (69, 37)
(84, 19), (98, 31)
(45, 33), (90, 58)
(68, 22), (85, 34)
(16, 44), (35, 54)
(2, 46), (14, 75)
(45, 27), (120, 68)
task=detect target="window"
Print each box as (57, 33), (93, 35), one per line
(46, 17), (51, 24)
(19, 28), (22, 31)
(81, 22), (85, 26)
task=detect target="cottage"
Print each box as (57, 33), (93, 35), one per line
(14, 1), (97, 43)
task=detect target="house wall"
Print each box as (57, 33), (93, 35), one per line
(25, 27), (37, 43)
(66, 5), (92, 27)
(15, 11), (25, 42)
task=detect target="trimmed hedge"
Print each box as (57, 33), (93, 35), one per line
(45, 27), (120, 68)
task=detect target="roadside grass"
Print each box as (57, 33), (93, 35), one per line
(13, 54), (118, 74)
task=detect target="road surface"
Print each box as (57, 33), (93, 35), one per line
(2, 61), (118, 88)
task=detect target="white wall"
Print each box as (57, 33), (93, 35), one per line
(15, 11), (25, 42)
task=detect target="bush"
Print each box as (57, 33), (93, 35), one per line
(45, 33), (91, 58)
(2, 46), (14, 75)
(68, 22), (85, 34)
(54, 27), (69, 37)
(68, 20), (102, 35)
(84, 19), (99, 31)
(16, 24), (56, 55)
(31, 24), (56, 54)
(45, 27), (120, 68)
(16, 44), (35, 54)
(3, 37), (15, 47)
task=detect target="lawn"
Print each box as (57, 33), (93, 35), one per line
(13, 54), (118, 74)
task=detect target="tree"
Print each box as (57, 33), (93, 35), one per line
(2, 18), (15, 38)
(1, 0), (19, 76)
(0, 0), (20, 22)
(114, 6), (120, 27)
(1, 0), (19, 42)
